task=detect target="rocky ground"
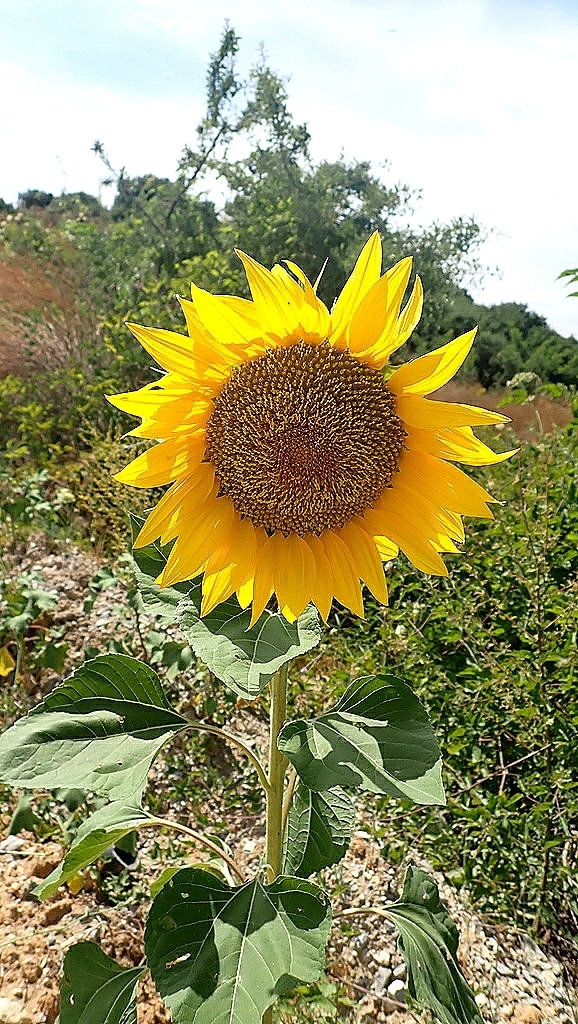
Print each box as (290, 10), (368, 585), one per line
(0, 535), (576, 1023)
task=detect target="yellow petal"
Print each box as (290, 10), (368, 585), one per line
(405, 424), (518, 466)
(373, 536), (399, 561)
(346, 272), (390, 354)
(364, 506), (449, 576)
(109, 381), (213, 441)
(115, 435), (206, 488)
(330, 232), (382, 347)
(438, 508), (465, 543)
(271, 264), (305, 305)
(396, 392), (509, 429)
(108, 380), (190, 417)
(397, 450), (496, 518)
(190, 284), (262, 347)
(237, 578), (254, 609)
(126, 323), (227, 382)
(274, 533), (316, 621)
(348, 255), (410, 348)
(393, 275), (423, 339)
(178, 297), (250, 365)
(135, 462), (216, 548)
(249, 528), (276, 626)
(0, 646), (15, 676)
(304, 535), (335, 622)
(338, 521), (389, 604)
(282, 260), (331, 337)
(388, 329), (477, 396)
(201, 517), (258, 611)
(379, 275), (424, 362)
(320, 531), (365, 617)
(158, 493), (235, 587)
(200, 565), (238, 616)
(127, 397), (212, 440)
(220, 294), (264, 325)
(375, 483), (463, 545)
(236, 251), (300, 339)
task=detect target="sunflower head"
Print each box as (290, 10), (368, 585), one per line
(110, 233), (516, 625)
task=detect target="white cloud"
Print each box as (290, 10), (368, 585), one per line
(0, 62), (198, 204)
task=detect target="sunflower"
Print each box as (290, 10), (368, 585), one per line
(110, 233), (514, 624)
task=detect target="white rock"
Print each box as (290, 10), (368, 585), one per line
(520, 934), (543, 960)
(371, 949), (391, 966)
(496, 961), (514, 977)
(0, 835), (26, 853)
(354, 931), (370, 950)
(373, 966), (392, 996)
(0, 997), (34, 1024)
(387, 978), (407, 1002)
(393, 963), (406, 979)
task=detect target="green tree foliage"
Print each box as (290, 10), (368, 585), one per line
(443, 295), (578, 387)
(82, 25), (493, 367)
(18, 189), (54, 209)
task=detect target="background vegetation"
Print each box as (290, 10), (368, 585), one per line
(1, 24), (576, 976)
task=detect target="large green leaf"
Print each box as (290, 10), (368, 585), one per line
(145, 867), (331, 1024)
(283, 784), (355, 877)
(60, 942), (145, 1024)
(385, 865), (482, 1024)
(131, 517), (323, 700)
(0, 654), (188, 800)
(277, 674), (445, 804)
(34, 801), (153, 899)
(177, 595), (322, 700)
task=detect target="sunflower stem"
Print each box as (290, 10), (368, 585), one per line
(265, 662), (289, 879)
(263, 661), (290, 1024)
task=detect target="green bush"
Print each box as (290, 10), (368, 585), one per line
(337, 423), (578, 938)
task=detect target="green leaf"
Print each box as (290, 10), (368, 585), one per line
(129, 514), (188, 623)
(177, 593), (322, 700)
(145, 867), (332, 1024)
(9, 791), (42, 836)
(131, 517), (323, 700)
(61, 941), (145, 1024)
(34, 801), (153, 899)
(284, 784), (355, 877)
(278, 674), (445, 805)
(150, 865), (183, 898)
(385, 865), (482, 1024)
(0, 654), (188, 801)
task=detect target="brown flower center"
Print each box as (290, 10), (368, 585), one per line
(205, 341), (405, 535)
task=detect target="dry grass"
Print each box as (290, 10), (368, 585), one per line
(0, 254), (89, 377)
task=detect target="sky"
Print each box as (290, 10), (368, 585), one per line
(1, 0), (577, 339)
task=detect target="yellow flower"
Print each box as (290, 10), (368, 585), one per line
(110, 233), (515, 624)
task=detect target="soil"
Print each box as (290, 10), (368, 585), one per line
(0, 535), (576, 1023)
